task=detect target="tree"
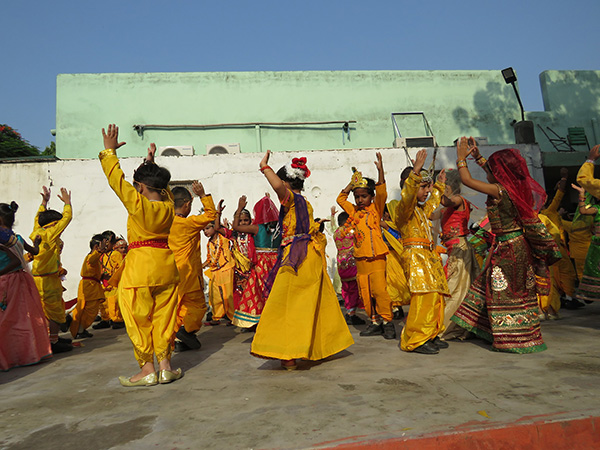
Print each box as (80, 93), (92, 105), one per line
(0, 124), (40, 158)
(42, 141), (56, 156)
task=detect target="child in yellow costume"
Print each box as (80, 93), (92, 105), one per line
(93, 230), (125, 330)
(70, 234), (109, 338)
(203, 202), (235, 325)
(251, 152), (353, 370)
(395, 149), (449, 354)
(169, 182), (216, 351)
(100, 124), (181, 387)
(30, 186), (73, 353)
(381, 200), (410, 320)
(337, 152), (396, 340)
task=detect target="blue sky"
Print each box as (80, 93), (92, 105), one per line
(2, 0), (599, 150)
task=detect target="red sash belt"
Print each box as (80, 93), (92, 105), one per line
(129, 239), (169, 250)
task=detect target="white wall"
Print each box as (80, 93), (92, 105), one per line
(0, 144), (543, 301)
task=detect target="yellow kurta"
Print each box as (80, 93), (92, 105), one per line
(30, 203), (72, 324)
(204, 233), (235, 321)
(100, 149), (179, 366)
(395, 171), (448, 351)
(571, 161), (598, 279)
(540, 190), (577, 296)
(169, 195), (217, 332)
(337, 183), (392, 322)
(383, 199), (410, 307)
(99, 250), (124, 322)
(70, 250), (105, 337)
(538, 214), (563, 314)
(251, 188), (353, 361)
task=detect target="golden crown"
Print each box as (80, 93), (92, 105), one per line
(350, 167), (369, 190)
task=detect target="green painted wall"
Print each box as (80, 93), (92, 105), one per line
(56, 70), (523, 159)
(528, 70), (600, 155)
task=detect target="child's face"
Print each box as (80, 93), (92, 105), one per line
(204, 225), (216, 238)
(114, 242), (127, 255)
(353, 188), (373, 208)
(239, 213), (251, 226)
(417, 182), (433, 203)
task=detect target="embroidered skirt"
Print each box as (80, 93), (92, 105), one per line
(576, 237), (600, 301)
(451, 233), (546, 353)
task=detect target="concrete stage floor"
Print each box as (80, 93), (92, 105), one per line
(1, 302), (599, 450)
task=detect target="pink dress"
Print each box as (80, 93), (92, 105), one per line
(0, 231), (52, 371)
(334, 225), (363, 311)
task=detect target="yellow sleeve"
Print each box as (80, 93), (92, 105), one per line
(577, 162), (600, 198)
(99, 149), (142, 216)
(188, 195), (217, 231)
(374, 183), (388, 218)
(87, 250), (102, 267)
(395, 171), (420, 227)
(546, 189), (564, 214)
(45, 204), (72, 242)
(336, 191), (356, 217)
(425, 181), (444, 217)
(32, 203), (45, 233)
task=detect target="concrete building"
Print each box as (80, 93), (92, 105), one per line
(1, 69), (598, 301)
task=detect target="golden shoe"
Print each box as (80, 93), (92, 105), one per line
(158, 368), (183, 384)
(118, 372), (158, 387)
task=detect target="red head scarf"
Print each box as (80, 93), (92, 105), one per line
(253, 194), (279, 225)
(487, 148), (546, 220)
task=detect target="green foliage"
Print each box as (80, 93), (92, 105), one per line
(42, 141), (56, 156)
(0, 124), (40, 158)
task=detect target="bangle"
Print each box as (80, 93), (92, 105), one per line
(260, 165), (273, 173)
(475, 156), (488, 167)
(456, 159), (468, 169)
(586, 159), (595, 165)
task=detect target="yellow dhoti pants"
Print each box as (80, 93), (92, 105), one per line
(356, 257), (393, 323)
(70, 297), (103, 337)
(98, 299), (110, 321)
(119, 284), (178, 367)
(33, 274), (66, 324)
(386, 251), (410, 307)
(105, 288), (123, 322)
(401, 292), (445, 351)
(207, 267), (234, 321)
(538, 266), (562, 313)
(176, 289), (207, 333)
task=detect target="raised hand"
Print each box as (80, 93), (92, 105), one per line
(260, 150), (272, 169)
(192, 181), (206, 197)
(374, 152), (384, 171)
(467, 136), (481, 160)
(146, 143), (157, 164)
(437, 169), (446, 184)
(40, 186), (51, 207)
(572, 183), (585, 196)
(57, 187), (71, 205)
(330, 206), (338, 216)
(102, 124), (126, 150)
(588, 145), (600, 162)
(217, 199), (226, 214)
(413, 149), (428, 174)
(238, 195), (248, 211)
(456, 137), (473, 161)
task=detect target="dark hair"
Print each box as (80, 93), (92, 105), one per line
(276, 166), (304, 191)
(445, 169), (462, 195)
(315, 218), (325, 233)
(352, 177), (376, 197)
(90, 233), (104, 251)
(172, 186), (192, 208)
(400, 167), (413, 188)
(0, 202), (18, 228)
(39, 209), (63, 227)
(102, 230), (117, 245)
(239, 209), (252, 221)
(338, 211), (349, 227)
(133, 162), (171, 192)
